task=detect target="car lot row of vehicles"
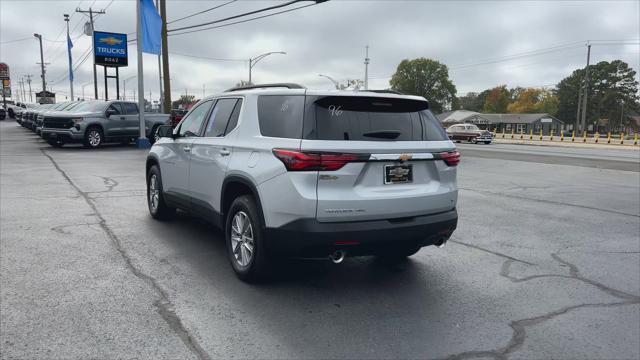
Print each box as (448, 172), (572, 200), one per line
(15, 100), (171, 148)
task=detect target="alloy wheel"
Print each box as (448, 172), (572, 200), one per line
(148, 174), (159, 212)
(88, 130), (101, 147)
(230, 211), (254, 267)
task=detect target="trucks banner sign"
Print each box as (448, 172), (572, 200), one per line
(93, 31), (128, 67)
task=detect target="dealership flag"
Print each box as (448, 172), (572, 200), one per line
(140, 0), (161, 55)
(67, 33), (74, 81)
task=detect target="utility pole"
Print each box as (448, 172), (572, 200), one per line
(76, 7), (105, 100)
(579, 43), (591, 132)
(19, 78), (26, 101)
(135, 0), (148, 146)
(64, 14), (74, 101)
(575, 84), (583, 132)
(160, 0), (172, 112)
(202, 84), (205, 98)
(25, 74), (33, 102)
(34, 34), (46, 97)
(364, 45), (370, 90)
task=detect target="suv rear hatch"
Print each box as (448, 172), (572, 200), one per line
(295, 95), (458, 223)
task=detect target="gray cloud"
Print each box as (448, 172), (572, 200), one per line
(1, 0), (638, 105)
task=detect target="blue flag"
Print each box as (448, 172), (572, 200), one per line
(67, 34), (74, 81)
(140, 0), (162, 55)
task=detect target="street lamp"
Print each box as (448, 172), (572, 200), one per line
(122, 75), (136, 101)
(81, 82), (93, 100)
(319, 74), (341, 89)
(248, 51), (286, 84)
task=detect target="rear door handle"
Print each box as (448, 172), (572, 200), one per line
(120, 116), (126, 120)
(183, 147), (191, 153)
(219, 149), (230, 156)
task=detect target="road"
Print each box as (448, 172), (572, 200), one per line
(1, 120), (639, 359)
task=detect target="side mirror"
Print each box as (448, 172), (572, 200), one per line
(156, 125), (174, 139)
(106, 108), (118, 117)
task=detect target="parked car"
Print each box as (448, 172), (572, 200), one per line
(170, 109), (187, 127)
(22, 104), (54, 130)
(146, 84), (460, 282)
(41, 100), (171, 148)
(15, 102), (38, 124)
(446, 123), (493, 144)
(35, 101), (82, 136)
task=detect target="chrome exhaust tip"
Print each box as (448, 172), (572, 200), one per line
(329, 250), (346, 264)
(435, 237), (448, 248)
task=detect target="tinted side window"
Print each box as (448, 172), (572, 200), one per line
(108, 103), (123, 114)
(258, 95), (304, 138)
(204, 98), (238, 137)
(178, 101), (212, 137)
(420, 110), (448, 141)
(224, 99), (243, 135)
(123, 103), (138, 115)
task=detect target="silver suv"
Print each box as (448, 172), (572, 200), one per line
(146, 84), (459, 281)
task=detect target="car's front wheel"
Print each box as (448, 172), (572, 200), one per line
(225, 195), (270, 282)
(83, 126), (103, 148)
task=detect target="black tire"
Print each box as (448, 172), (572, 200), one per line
(46, 139), (64, 148)
(8, 109), (14, 118)
(225, 195), (271, 282)
(83, 126), (103, 148)
(146, 165), (175, 220)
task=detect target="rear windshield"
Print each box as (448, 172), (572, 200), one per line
(306, 96), (447, 141)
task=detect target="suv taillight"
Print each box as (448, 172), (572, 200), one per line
(438, 151), (461, 166)
(273, 149), (368, 171)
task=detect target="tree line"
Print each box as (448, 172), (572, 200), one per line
(389, 58), (639, 130)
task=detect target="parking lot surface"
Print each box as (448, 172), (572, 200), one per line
(1, 120), (639, 359)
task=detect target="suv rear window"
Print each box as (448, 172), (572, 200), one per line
(306, 96), (447, 141)
(258, 95), (304, 138)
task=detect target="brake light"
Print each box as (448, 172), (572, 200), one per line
(273, 149), (367, 171)
(438, 151), (460, 166)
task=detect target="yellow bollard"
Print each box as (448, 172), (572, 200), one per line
(595, 132), (599, 143)
(529, 129), (534, 140)
(511, 128), (515, 139)
(502, 128), (506, 139)
(539, 129), (543, 140)
(520, 128), (524, 139)
(571, 131), (575, 142)
(634, 133), (638, 146)
(583, 131), (587, 143)
(550, 130), (554, 141)
(620, 132), (624, 145)
(607, 132), (611, 144)
(560, 131), (564, 141)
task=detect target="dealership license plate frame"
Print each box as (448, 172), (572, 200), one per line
(384, 164), (413, 184)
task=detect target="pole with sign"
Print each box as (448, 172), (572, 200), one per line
(0, 63), (9, 109)
(93, 31), (128, 100)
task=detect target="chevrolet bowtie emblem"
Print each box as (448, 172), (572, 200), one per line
(399, 153), (413, 161)
(99, 37), (123, 46)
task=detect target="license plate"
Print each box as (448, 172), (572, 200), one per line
(384, 165), (412, 184)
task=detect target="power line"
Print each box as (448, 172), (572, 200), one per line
(169, 3), (318, 37)
(167, 0), (238, 25)
(0, 37), (33, 44)
(169, 51), (245, 62)
(168, 0), (305, 33)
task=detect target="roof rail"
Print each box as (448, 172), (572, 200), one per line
(224, 83), (306, 92)
(366, 89), (404, 95)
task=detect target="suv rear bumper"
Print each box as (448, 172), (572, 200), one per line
(264, 209), (458, 257)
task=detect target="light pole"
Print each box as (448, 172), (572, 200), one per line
(248, 51), (286, 84)
(64, 14), (74, 101)
(33, 33), (46, 94)
(122, 75), (136, 101)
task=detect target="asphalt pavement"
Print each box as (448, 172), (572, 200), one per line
(1, 120), (639, 359)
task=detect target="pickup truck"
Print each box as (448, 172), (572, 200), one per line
(41, 100), (171, 148)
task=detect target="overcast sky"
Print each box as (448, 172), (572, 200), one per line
(1, 0), (638, 105)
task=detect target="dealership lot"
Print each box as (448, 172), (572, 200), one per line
(1, 120), (639, 359)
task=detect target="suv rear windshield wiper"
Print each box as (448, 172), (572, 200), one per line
(362, 130), (402, 139)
